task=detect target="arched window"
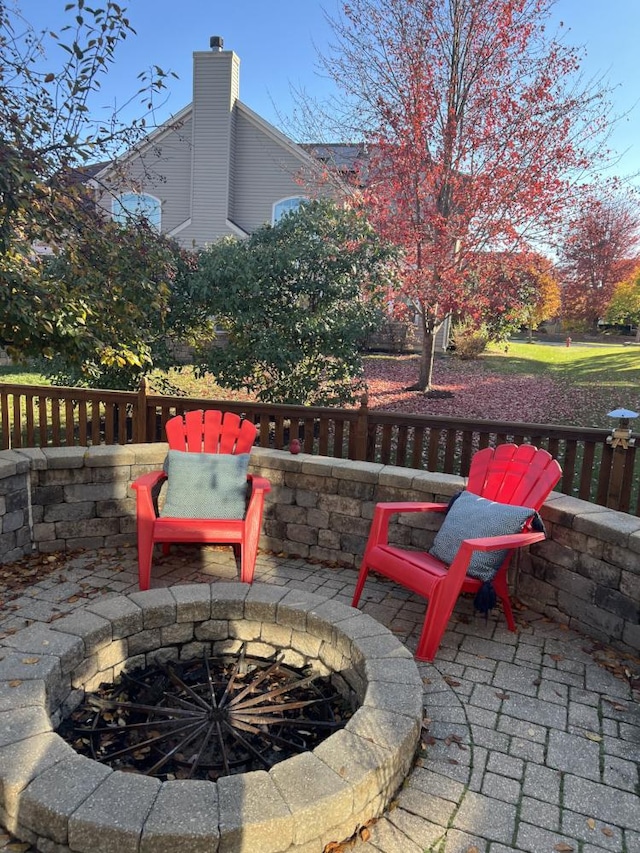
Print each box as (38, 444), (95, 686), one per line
(112, 192), (161, 231)
(272, 196), (307, 224)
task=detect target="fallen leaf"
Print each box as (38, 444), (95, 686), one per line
(584, 732), (602, 742)
(359, 827), (371, 842)
(466, 847), (480, 853)
(550, 654), (564, 662)
(21, 657), (40, 665)
(604, 699), (627, 712)
(553, 843), (574, 852)
(495, 691), (510, 700)
(586, 818), (596, 830)
(601, 827), (614, 837)
(8, 680), (22, 688)
(443, 676), (461, 687)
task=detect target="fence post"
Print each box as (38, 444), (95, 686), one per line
(353, 393), (369, 461)
(606, 444), (635, 513)
(136, 377), (148, 443)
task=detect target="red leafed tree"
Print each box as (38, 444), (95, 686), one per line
(322, 0), (613, 390)
(560, 191), (640, 331)
(461, 252), (561, 341)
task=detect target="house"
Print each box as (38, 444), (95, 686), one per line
(93, 36), (341, 248)
(92, 39), (450, 351)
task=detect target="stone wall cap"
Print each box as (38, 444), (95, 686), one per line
(300, 456), (339, 475)
(84, 445), (136, 466)
(573, 507), (640, 545)
(40, 447), (86, 468)
(542, 492), (608, 521)
(331, 459), (384, 483)
(0, 450), (32, 475)
(250, 448), (301, 471)
(12, 448), (47, 470)
(411, 469), (465, 494)
(132, 443), (168, 463)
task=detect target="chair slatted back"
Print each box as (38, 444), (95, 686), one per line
(467, 444), (561, 511)
(165, 410), (257, 455)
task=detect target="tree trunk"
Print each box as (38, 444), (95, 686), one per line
(412, 310), (442, 392)
(418, 326), (437, 390)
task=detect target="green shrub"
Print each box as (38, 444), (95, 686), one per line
(451, 321), (489, 359)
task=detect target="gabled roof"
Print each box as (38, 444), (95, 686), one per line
(301, 143), (368, 174)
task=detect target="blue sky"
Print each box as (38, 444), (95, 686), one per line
(29, 0), (640, 182)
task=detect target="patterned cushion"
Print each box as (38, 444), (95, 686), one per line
(160, 451), (250, 519)
(428, 491), (536, 582)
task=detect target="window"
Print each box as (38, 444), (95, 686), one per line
(112, 192), (161, 231)
(273, 196), (307, 224)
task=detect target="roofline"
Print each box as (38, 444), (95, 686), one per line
(235, 101), (316, 167)
(92, 102), (193, 182)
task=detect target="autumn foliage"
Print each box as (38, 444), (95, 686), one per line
(324, 0), (614, 389)
(560, 191), (640, 331)
(458, 253), (561, 341)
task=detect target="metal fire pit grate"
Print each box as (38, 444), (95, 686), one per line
(57, 645), (352, 781)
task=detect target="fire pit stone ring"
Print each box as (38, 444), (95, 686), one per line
(0, 583), (423, 852)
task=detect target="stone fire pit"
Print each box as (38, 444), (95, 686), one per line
(0, 583), (423, 852)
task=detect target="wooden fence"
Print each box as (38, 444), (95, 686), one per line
(1, 380), (638, 515)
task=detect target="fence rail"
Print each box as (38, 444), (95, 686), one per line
(1, 380), (637, 515)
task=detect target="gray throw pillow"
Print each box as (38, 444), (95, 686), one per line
(428, 491), (536, 582)
(160, 451), (250, 519)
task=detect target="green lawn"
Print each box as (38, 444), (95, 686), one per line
(1, 340), (639, 428)
(0, 364), (51, 386)
(485, 341), (640, 412)
(486, 340), (640, 388)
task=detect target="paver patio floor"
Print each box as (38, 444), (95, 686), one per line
(1, 544), (638, 853)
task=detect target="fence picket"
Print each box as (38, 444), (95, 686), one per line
(0, 381), (636, 514)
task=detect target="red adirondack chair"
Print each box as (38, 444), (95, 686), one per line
(352, 444), (561, 661)
(131, 410), (271, 591)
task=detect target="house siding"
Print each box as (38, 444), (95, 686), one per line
(93, 44), (331, 249)
(231, 107), (312, 233)
(95, 115), (193, 236)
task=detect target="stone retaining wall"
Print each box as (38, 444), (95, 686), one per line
(0, 445), (638, 654)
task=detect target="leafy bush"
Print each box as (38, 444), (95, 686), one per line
(192, 199), (399, 405)
(451, 321), (489, 359)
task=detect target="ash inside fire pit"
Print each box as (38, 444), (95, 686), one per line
(57, 645), (353, 781)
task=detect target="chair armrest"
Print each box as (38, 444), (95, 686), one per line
(462, 531), (546, 552)
(248, 474), (271, 494)
(131, 470), (167, 521)
(131, 471), (167, 491)
(367, 501), (448, 548)
(374, 501), (448, 516)
(447, 531), (546, 581)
